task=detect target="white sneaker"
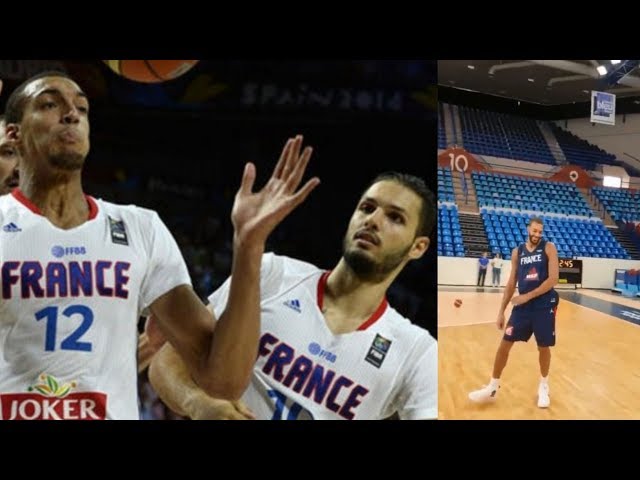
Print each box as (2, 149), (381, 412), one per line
(468, 384), (498, 403)
(537, 383), (550, 408)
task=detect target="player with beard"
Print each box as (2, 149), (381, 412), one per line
(148, 172), (437, 420)
(469, 216), (559, 408)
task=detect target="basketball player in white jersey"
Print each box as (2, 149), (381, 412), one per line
(2, 109), (160, 376)
(149, 172), (437, 420)
(0, 71), (319, 420)
(2, 109), (157, 375)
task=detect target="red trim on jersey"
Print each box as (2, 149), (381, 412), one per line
(316, 270), (388, 331)
(12, 188), (99, 220)
(86, 195), (99, 220)
(317, 271), (331, 309)
(357, 297), (388, 331)
(12, 188), (41, 214)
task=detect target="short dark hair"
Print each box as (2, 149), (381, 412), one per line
(364, 172), (436, 237)
(529, 216), (544, 226)
(4, 70), (73, 124)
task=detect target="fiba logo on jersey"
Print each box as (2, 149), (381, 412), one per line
(373, 335), (391, 353)
(365, 334), (392, 368)
(108, 216), (129, 246)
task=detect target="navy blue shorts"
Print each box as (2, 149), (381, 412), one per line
(503, 291), (559, 347)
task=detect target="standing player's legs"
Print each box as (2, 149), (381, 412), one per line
(492, 339), (515, 379)
(536, 345), (551, 408)
(532, 293), (558, 408)
(538, 346), (551, 376)
(469, 308), (532, 403)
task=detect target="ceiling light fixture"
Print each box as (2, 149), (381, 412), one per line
(597, 65), (608, 76)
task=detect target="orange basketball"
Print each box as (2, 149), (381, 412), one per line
(454, 299), (462, 308)
(103, 60), (199, 83)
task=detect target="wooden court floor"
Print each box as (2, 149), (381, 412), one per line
(439, 287), (640, 420)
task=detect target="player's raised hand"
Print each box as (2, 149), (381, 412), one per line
(231, 135), (320, 247)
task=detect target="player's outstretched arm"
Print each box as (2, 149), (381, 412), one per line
(204, 134), (319, 398)
(150, 135), (319, 400)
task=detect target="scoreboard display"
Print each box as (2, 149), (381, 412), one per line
(558, 258), (582, 284)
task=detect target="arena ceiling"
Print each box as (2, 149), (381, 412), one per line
(438, 60), (640, 106)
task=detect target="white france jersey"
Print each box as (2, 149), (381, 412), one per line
(209, 253), (437, 420)
(0, 190), (191, 420)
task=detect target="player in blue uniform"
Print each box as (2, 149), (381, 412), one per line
(469, 217), (559, 408)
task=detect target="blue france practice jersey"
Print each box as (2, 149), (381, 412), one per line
(516, 239), (555, 310)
